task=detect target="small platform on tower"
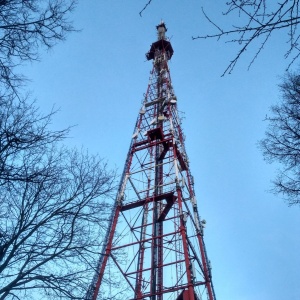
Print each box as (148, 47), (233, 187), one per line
(176, 290), (201, 300)
(146, 39), (174, 60)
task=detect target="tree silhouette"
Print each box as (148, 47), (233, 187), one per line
(0, 95), (116, 299)
(0, 0), (76, 93)
(260, 71), (300, 206)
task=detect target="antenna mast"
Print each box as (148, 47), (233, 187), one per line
(86, 22), (217, 300)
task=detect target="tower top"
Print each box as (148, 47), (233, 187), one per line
(156, 21), (167, 40)
(146, 21), (174, 61)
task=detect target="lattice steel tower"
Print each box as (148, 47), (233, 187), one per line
(86, 22), (216, 300)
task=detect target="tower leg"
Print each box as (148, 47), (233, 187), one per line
(92, 206), (121, 300)
(177, 188), (195, 300)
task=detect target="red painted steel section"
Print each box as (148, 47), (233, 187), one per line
(136, 153), (152, 298)
(184, 156), (215, 300)
(173, 141), (195, 300)
(177, 188), (195, 300)
(111, 230), (181, 251)
(92, 206), (121, 300)
(197, 235), (214, 300)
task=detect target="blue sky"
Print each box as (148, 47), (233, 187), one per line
(22, 1), (300, 299)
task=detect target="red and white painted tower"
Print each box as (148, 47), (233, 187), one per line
(86, 22), (216, 300)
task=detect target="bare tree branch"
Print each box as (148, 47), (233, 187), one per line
(194, 1), (300, 74)
(0, 0), (76, 93)
(0, 94), (117, 298)
(140, 0), (153, 17)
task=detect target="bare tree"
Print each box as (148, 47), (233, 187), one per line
(0, 1), (119, 298)
(0, 93), (116, 299)
(0, 0), (76, 92)
(260, 71), (300, 206)
(191, 1), (300, 75)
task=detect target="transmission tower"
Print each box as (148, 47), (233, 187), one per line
(86, 22), (216, 300)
